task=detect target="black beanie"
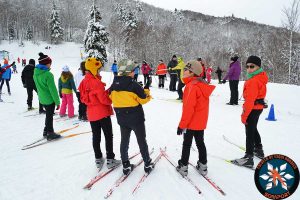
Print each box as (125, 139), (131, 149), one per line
(231, 56), (239, 62)
(246, 55), (261, 67)
(172, 55), (177, 58)
(29, 59), (35, 66)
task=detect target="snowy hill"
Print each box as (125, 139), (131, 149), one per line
(0, 42), (300, 200)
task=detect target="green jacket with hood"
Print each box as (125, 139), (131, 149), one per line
(33, 64), (60, 105)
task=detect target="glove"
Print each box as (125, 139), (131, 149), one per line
(177, 127), (184, 135)
(144, 81), (150, 89)
(56, 104), (60, 110)
(23, 83), (27, 88)
(222, 80), (226, 84)
(10, 61), (15, 66)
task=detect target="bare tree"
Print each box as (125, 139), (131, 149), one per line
(282, 0), (300, 84)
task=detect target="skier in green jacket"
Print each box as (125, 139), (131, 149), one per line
(33, 52), (61, 140)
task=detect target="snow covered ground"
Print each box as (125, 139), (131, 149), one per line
(0, 41), (300, 200)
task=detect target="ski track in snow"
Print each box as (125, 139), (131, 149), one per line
(0, 41), (300, 200)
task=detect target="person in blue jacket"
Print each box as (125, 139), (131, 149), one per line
(111, 60), (118, 76)
(0, 59), (12, 95)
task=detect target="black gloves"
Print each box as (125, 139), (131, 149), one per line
(10, 61), (15, 66)
(222, 80), (226, 84)
(177, 127), (184, 135)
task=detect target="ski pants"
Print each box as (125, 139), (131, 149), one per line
(180, 129), (207, 166)
(143, 74), (150, 86)
(245, 109), (263, 156)
(59, 93), (74, 118)
(26, 86), (43, 111)
(229, 80), (239, 104)
(43, 103), (55, 133)
(120, 123), (150, 163)
(169, 73), (177, 91)
(177, 79), (185, 99)
(90, 116), (115, 160)
(75, 92), (87, 118)
(158, 75), (165, 88)
(0, 79), (10, 93)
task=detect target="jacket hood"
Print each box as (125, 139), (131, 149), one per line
(112, 76), (134, 91)
(254, 71), (268, 85)
(183, 76), (215, 98)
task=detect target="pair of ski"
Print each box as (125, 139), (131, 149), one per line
(21, 125), (89, 150)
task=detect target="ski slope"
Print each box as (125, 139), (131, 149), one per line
(0, 41), (300, 200)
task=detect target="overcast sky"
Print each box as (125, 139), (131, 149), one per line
(139, 0), (295, 27)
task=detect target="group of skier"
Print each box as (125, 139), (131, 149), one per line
(2, 51), (268, 176)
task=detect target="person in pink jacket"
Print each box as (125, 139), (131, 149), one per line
(141, 60), (151, 85)
(206, 66), (213, 84)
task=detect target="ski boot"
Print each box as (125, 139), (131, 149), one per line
(122, 160), (134, 175)
(254, 145), (265, 159)
(107, 158), (121, 169)
(196, 161), (208, 176)
(231, 154), (254, 168)
(46, 132), (61, 141)
(95, 158), (105, 170)
(144, 158), (154, 174)
(176, 160), (188, 176)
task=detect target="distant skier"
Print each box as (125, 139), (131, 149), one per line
(74, 61), (87, 121)
(21, 59), (45, 113)
(109, 59), (154, 175)
(231, 56), (268, 168)
(222, 56), (241, 105)
(79, 57), (121, 170)
(0, 59), (12, 95)
(0, 61), (15, 101)
(167, 55), (178, 91)
(215, 66), (224, 84)
(172, 57), (185, 100)
(33, 52), (61, 140)
(206, 65), (213, 84)
(141, 60), (151, 86)
(58, 65), (77, 118)
(111, 60), (118, 76)
(133, 61), (140, 82)
(176, 60), (215, 176)
(12, 63), (18, 73)
(155, 60), (167, 88)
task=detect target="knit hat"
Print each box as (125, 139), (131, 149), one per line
(38, 52), (52, 65)
(246, 55), (261, 67)
(62, 65), (70, 72)
(231, 56), (239, 62)
(29, 59), (35, 66)
(85, 57), (102, 76)
(118, 59), (135, 75)
(197, 57), (202, 61)
(3, 59), (8, 64)
(172, 55), (177, 58)
(185, 60), (202, 76)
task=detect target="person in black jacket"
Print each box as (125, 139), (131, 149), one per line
(167, 55), (178, 91)
(21, 59), (45, 112)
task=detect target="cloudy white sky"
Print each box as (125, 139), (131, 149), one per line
(139, 0), (295, 27)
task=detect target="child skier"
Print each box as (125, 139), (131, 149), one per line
(231, 56), (268, 168)
(33, 53), (61, 140)
(58, 65), (77, 118)
(79, 57), (120, 170)
(109, 59), (154, 175)
(176, 60), (215, 176)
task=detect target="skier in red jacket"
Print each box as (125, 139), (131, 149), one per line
(79, 57), (121, 170)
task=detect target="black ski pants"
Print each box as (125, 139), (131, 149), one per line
(90, 116), (115, 159)
(245, 109), (263, 156)
(180, 130), (207, 166)
(158, 75), (165, 88)
(75, 92), (87, 118)
(177, 78), (185, 99)
(26, 86), (43, 111)
(43, 103), (55, 133)
(169, 74), (177, 91)
(0, 79), (10, 93)
(229, 80), (239, 104)
(120, 123), (150, 163)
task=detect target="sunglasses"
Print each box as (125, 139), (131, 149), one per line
(246, 65), (255, 69)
